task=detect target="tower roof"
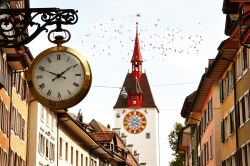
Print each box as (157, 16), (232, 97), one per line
(131, 77), (142, 94)
(113, 73), (157, 109)
(131, 22), (143, 63)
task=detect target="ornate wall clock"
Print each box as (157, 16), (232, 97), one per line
(123, 111), (147, 134)
(27, 35), (92, 109)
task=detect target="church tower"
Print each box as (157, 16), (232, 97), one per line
(113, 23), (159, 166)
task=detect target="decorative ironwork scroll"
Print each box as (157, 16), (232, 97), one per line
(0, 8), (78, 48)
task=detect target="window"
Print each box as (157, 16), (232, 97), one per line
(45, 139), (49, 158)
(242, 46), (248, 71)
(0, 99), (10, 137)
(38, 133), (45, 155)
(65, 142), (68, 161)
(220, 80), (224, 102)
(210, 135), (213, 158)
(49, 142), (55, 162)
(76, 150), (79, 166)
(46, 109), (49, 126)
(71, 146), (73, 164)
(59, 138), (62, 157)
(40, 107), (44, 122)
(208, 98), (213, 122)
(221, 119), (225, 143)
(242, 145), (248, 166)
(230, 109), (235, 133)
(224, 116), (229, 138)
(86, 157), (88, 166)
(146, 132), (151, 139)
(81, 154), (83, 166)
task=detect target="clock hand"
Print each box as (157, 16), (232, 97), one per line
(51, 66), (72, 81)
(59, 66), (72, 76)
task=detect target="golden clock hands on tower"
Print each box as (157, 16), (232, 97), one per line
(51, 66), (72, 81)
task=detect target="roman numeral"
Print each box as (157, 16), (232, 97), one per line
(67, 57), (70, 62)
(73, 82), (79, 87)
(67, 90), (72, 95)
(75, 74), (81, 77)
(57, 92), (61, 99)
(39, 83), (45, 89)
(57, 54), (61, 60)
(38, 66), (45, 71)
(47, 90), (52, 96)
(47, 58), (52, 63)
(36, 75), (43, 79)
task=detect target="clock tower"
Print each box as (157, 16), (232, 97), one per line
(113, 23), (159, 166)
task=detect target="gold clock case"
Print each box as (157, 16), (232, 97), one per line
(27, 46), (92, 109)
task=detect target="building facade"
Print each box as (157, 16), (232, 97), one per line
(113, 23), (159, 166)
(178, 1), (250, 166)
(0, 0), (32, 165)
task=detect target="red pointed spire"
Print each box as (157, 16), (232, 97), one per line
(131, 22), (143, 63)
(131, 22), (143, 80)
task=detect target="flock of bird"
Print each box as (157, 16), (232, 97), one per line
(81, 14), (204, 62)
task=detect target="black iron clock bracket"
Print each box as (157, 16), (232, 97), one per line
(0, 8), (78, 48)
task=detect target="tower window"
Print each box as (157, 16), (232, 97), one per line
(146, 132), (151, 139)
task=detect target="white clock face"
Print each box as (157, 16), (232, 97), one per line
(32, 51), (84, 101)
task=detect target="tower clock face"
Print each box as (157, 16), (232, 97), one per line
(123, 111), (147, 134)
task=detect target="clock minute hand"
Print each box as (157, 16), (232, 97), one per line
(51, 66), (72, 81)
(59, 66), (72, 76)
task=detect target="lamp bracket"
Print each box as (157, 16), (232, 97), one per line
(0, 8), (78, 48)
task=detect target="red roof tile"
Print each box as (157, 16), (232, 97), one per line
(91, 132), (114, 142)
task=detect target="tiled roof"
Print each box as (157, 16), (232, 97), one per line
(89, 119), (110, 132)
(114, 73), (157, 108)
(91, 132), (114, 142)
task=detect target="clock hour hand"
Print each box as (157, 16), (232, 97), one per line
(51, 66), (72, 81)
(43, 69), (66, 79)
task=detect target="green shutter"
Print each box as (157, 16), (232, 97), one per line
(230, 110), (235, 133)
(219, 80), (224, 102)
(221, 119), (225, 143)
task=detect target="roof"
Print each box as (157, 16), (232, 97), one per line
(180, 91), (197, 118)
(114, 73), (157, 109)
(131, 77), (142, 94)
(191, 37), (239, 113)
(89, 119), (110, 132)
(91, 132), (114, 142)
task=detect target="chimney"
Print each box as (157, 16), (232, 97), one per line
(121, 133), (127, 146)
(112, 128), (121, 136)
(127, 144), (134, 154)
(134, 150), (140, 163)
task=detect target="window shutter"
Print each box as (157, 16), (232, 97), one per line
(222, 160), (226, 166)
(230, 110), (235, 133)
(236, 102), (240, 128)
(221, 119), (225, 143)
(219, 80), (224, 102)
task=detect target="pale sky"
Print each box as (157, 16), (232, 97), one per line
(28, 0), (226, 164)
